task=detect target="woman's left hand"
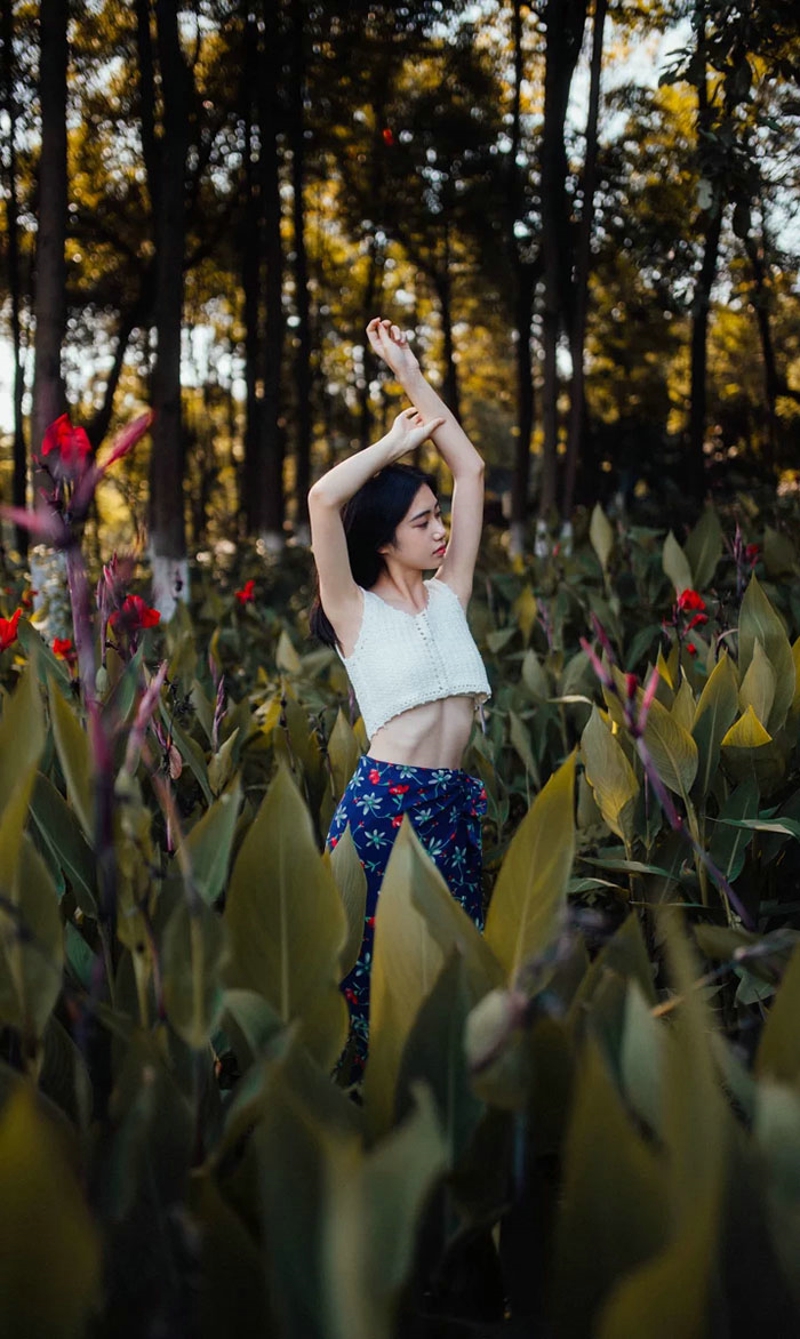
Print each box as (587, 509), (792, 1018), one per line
(385, 407), (445, 458)
(366, 317), (420, 380)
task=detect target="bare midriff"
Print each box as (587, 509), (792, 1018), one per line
(366, 694), (478, 770)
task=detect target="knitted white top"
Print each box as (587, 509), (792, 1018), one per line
(337, 577), (491, 741)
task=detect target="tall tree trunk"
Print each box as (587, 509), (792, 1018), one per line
(240, 11), (260, 537)
(31, 0), (67, 462)
(436, 225), (461, 420)
(1, 0), (27, 553)
(507, 0), (532, 557)
(245, 0), (285, 547)
(539, 0), (589, 521)
(562, 0), (607, 521)
(687, 7), (719, 501)
(289, 0), (312, 541)
(743, 227), (779, 470)
(147, 0), (192, 614)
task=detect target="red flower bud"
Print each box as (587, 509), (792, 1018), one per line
(676, 588), (706, 613)
(686, 612), (708, 630)
(0, 608), (21, 652)
(381, 127), (395, 146)
(235, 579), (256, 605)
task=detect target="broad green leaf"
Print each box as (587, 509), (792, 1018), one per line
(327, 707), (360, 799)
(0, 1086), (101, 1338)
(163, 898), (228, 1049)
(671, 677), (696, 734)
(485, 752), (576, 983)
(508, 710), (540, 786)
(180, 777), (242, 906)
(0, 663), (45, 820)
(553, 1040), (667, 1338)
(753, 1082), (800, 1306)
(620, 981), (667, 1136)
(756, 943), (800, 1087)
(28, 773), (98, 914)
(189, 1171), (273, 1336)
(738, 638), (776, 726)
(763, 524), (798, 578)
(48, 677), (93, 840)
(707, 778), (759, 884)
(642, 695), (698, 797)
(722, 704), (772, 748)
(0, 835), (64, 1041)
(662, 531), (693, 597)
(590, 503), (615, 573)
(225, 765), (348, 1069)
(329, 825), (368, 979)
(521, 648), (550, 702)
(207, 727), (239, 796)
(323, 1084), (447, 1339)
(220, 988), (286, 1070)
(596, 1211), (721, 1339)
(276, 628), (302, 673)
(16, 618), (70, 691)
(720, 705), (788, 791)
(739, 575), (796, 733)
(684, 505), (723, 590)
(581, 707), (638, 842)
(396, 951), (484, 1167)
(365, 820), (501, 1134)
(691, 651), (739, 799)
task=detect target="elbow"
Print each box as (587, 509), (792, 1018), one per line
(308, 480), (336, 510)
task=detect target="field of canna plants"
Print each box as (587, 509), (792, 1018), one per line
(2, 429), (800, 1338)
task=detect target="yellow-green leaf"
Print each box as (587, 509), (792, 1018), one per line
(722, 705), (772, 749)
(485, 753), (576, 983)
(691, 651), (739, 798)
(739, 575), (796, 733)
(181, 777), (242, 906)
(48, 678), (93, 840)
(513, 584), (538, 642)
(225, 765), (348, 1069)
(581, 707), (638, 842)
(0, 663), (45, 821)
(0, 1086), (101, 1339)
(684, 505), (723, 590)
(642, 695), (698, 797)
(590, 503), (615, 574)
(330, 825), (368, 979)
(756, 943), (800, 1087)
(738, 638), (775, 726)
(662, 531), (693, 597)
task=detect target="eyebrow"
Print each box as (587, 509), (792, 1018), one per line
(409, 503), (441, 523)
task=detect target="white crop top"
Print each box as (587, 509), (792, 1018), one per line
(337, 577), (491, 741)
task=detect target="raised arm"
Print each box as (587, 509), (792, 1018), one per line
(308, 408), (444, 646)
(366, 318), (484, 606)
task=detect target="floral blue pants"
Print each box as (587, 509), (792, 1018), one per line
(326, 754), (487, 1075)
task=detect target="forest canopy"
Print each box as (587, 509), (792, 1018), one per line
(1, 0), (799, 578)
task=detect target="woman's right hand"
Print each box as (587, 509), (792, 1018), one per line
(385, 407), (445, 459)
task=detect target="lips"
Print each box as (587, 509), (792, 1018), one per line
(433, 546), (446, 557)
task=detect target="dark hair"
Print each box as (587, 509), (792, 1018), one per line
(309, 463), (437, 647)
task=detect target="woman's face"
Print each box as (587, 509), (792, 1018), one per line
(382, 484), (447, 570)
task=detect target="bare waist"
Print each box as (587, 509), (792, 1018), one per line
(366, 694), (480, 770)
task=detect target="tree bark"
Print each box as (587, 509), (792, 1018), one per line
(687, 204), (722, 496)
(144, 0), (192, 611)
(31, 0), (68, 462)
(289, 0), (312, 540)
(507, 0), (535, 555)
(562, 0), (607, 520)
(240, 11), (260, 535)
(0, 0), (27, 552)
(436, 226), (461, 420)
(539, 0), (589, 520)
(744, 227), (779, 470)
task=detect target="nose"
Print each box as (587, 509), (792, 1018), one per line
(433, 518), (447, 542)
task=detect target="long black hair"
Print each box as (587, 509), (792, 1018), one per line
(309, 463), (437, 647)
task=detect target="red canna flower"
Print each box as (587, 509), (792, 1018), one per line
(40, 414), (92, 478)
(686, 642), (698, 657)
(676, 589), (706, 613)
(109, 594), (161, 635)
(235, 578), (256, 605)
(0, 608), (21, 651)
(381, 127), (395, 146)
(52, 637), (78, 667)
(686, 612), (708, 631)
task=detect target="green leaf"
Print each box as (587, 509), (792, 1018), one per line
(396, 950), (484, 1167)
(276, 628), (302, 673)
(364, 820), (501, 1136)
(207, 727), (239, 796)
(763, 524), (798, 578)
(323, 1084), (448, 1339)
(329, 825), (368, 979)
(642, 695), (698, 797)
(738, 638), (776, 726)
(0, 1086), (101, 1338)
(28, 773), (98, 915)
(662, 531), (693, 597)
(590, 503), (615, 573)
(484, 752), (576, 983)
(508, 709), (540, 786)
(552, 1040), (667, 1338)
(0, 663), (46, 821)
(581, 706), (638, 842)
(162, 897), (228, 1049)
(327, 707), (360, 800)
(0, 835), (64, 1042)
(707, 778), (759, 884)
(756, 943), (800, 1086)
(48, 677), (93, 839)
(691, 651), (739, 799)
(684, 505), (723, 590)
(180, 777), (242, 906)
(521, 648), (550, 702)
(739, 575), (796, 733)
(225, 765), (348, 1069)
(620, 981), (667, 1136)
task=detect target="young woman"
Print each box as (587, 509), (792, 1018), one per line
(308, 317), (491, 1069)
